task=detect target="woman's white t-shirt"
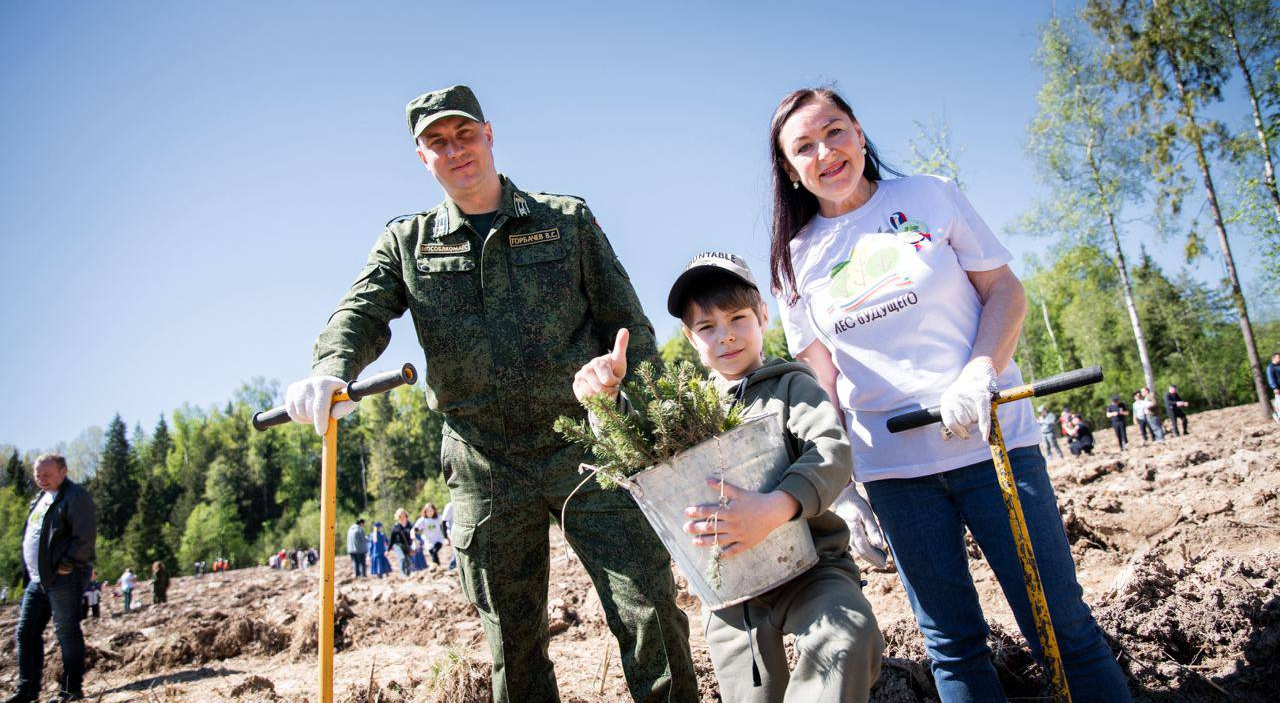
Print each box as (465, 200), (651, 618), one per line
(779, 175), (1039, 481)
(414, 516), (445, 547)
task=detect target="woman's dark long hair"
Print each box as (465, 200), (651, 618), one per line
(768, 88), (900, 305)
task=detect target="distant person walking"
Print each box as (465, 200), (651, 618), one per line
(1037, 406), (1064, 459)
(82, 571), (101, 620)
(1132, 391), (1159, 443)
(1164, 385), (1189, 436)
(117, 569), (136, 613)
(410, 529), (429, 571)
(7, 453), (97, 703)
(414, 504), (447, 567)
(346, 518), (368, 578)
(368, 522), (391, 579)
(1140, 388), (1164, 441)
(1105, 395), (1129, 450)
(389, 509), (414, 577)
(151, 562), (169, 605)
(1267, 352), (1280, 421)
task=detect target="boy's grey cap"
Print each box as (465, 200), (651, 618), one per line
(406, 85), (485, 139)
(667, 251), (759, 318)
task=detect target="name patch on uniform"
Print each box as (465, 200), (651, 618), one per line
(509, 228), (561, 248)
(420, 241), (471, 255)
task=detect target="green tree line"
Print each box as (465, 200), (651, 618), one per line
(0, 380), (450, 587)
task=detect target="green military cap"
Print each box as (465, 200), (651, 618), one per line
(406, 85), (485, 139)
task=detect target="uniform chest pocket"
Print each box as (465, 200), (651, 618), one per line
(414, 255), (480, 315)
(509, 240), (567, 266)
(417, 255), (476, 274)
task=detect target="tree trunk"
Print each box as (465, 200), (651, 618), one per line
(1087, 143), (1158, 393)
(1018, 328), (1037, 382)
(1221, 5), (1280, 225)
(1167, 51), (1274, 419)
(1040, 297), (1066, 374)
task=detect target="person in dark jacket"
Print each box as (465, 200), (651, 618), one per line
(151, 562), (170, 605)
(7, 453), (96, 703)
(1105, 396), (1129, 450)
(1066, 415), (1095, 457)
(1164, 384), (1190, 436)
(388, 509), (414, 577)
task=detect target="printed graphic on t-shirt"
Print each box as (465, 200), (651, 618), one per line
(888, 210), (934, 251)
(822, 211), (937, 317)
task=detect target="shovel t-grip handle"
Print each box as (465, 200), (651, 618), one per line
(348, 363), (418, 400)
(885, 366), (1104, 434)
(251, 363), (418, 431)
(1023, 365), (1102, 399)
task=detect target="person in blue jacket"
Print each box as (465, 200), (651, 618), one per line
(1267, 352), (1280, 421)
(368, 522), (392, 579)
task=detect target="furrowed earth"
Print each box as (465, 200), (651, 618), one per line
(1, 405), (1276, 702)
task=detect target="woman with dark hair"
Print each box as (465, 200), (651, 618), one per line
(768, 88), (1129, 701)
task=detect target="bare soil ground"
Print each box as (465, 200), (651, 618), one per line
(0, 405), (1276, 702)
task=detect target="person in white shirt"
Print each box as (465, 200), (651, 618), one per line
(117, 569), (136, 614)
(414, 504), (446, 567)
(767, 87), (1129, 701)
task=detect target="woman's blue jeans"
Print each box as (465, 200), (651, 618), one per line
(864, 446), (1130, 703)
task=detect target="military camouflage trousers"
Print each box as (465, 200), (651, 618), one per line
(442, 431), (698, 703)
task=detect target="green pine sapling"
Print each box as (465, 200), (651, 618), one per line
(554, 360), (744, 589)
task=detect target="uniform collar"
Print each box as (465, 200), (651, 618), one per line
(432, 174), (530, 239)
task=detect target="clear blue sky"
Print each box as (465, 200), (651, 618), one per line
(0, 1), (1269, 452)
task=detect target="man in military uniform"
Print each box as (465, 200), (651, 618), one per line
(283, 85), (696, 703)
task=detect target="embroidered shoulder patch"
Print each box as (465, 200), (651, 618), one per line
(508, 228), (561, 248)
(420, 241), (471, 255)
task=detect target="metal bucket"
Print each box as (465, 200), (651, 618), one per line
(619, 413), (818, 610)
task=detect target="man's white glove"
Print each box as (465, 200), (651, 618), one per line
(833, 484), (889, 568)
(285, 376), (358, 435)
(939, 360), (999, 442)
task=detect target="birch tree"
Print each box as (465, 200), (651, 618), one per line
(1022, 17), (1160, 394)
(1087, 0), (1275, 419)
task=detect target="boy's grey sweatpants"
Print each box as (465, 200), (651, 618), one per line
(703, 555), (883, 702)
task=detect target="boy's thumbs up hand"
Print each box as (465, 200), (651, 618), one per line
(608, 328), (629, 377)
(573, 328), (630, 403)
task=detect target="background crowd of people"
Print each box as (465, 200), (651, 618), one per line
(1037, 384), (1194, 459)
(345, 502), (455, 579)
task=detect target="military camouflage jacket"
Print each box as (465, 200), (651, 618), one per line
(312, 175), (658, 452)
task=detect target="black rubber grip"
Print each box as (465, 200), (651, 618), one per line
(1030, 366), (1103, 398)
(347, 363), (418, 401)
(252, 407), (292, 431)
(251, 363), (418, 432)
(886, 366), (1105, 434)
(886, 407), (943, 434)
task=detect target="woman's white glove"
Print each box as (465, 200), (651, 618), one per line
(939, 360), (999, 442)
(285, 375), (358, 435)
(833, 484), (889, 568)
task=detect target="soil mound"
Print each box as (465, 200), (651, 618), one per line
(1096, 551), (1280, 702)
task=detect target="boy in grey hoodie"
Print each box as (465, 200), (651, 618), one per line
(573, 252), (885, 702)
